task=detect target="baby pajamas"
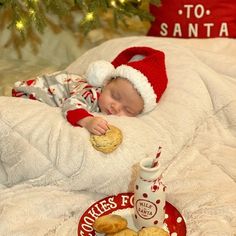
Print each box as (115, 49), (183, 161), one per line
(12, 71), (102, 126)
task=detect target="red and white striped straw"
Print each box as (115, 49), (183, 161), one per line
(151, 146), (162, 168)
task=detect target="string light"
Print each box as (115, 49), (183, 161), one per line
(29, 9), (35, 15)
(85, 12), (94, 21)
(119, 0), (126, 4)
(110, 0), (117, 7)
(28, 8), (36, 22)
(16, 20), (24, 31)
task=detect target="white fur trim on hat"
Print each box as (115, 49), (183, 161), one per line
(86, 60), (115, 87)
(112, 65), (157, 113)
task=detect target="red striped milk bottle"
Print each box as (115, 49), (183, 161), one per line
(133, 157), (166, 229)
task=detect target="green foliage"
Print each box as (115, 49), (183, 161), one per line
(0, 0), (161, 55)
(0, 0), (161, 34)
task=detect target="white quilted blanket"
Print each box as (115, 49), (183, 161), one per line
(0, 37), (236, 235)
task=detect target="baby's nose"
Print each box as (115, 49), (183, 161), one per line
(112, 102), (122, 114)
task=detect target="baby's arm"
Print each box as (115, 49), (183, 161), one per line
(62, 80), (109, 135)
(66, 107), (109, 135)
(12, 71), (108, 135)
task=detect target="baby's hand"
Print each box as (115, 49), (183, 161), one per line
(78, 116), (109, 135)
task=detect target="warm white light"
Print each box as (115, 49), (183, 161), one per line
(16, 20), (24, 30)
(110, 0), (117, 7)
(29, 8), (35, 15)
(119, 0), (126, 4)
(85, 12), (94, 21)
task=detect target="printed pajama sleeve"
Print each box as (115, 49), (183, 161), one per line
(61, 82), (100, 127)
(12, 71), (101, 127)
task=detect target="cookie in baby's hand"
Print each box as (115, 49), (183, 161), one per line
(90, 125), (123, 153)
(93, 214), (127, 234)
(138, 226), (169, 236)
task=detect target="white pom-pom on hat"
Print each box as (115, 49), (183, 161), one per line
(85, 60), (115, 87)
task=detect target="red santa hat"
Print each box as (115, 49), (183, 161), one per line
(86, 46), (168, 113)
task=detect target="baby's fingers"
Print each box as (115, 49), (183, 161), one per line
(93, 126), (106, 135)
(91, 128), (103, 136)
(99, 121), (109, 130)
(96, 122), (110, 135)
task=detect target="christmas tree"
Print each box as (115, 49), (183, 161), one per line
(0, 0), (161, 56)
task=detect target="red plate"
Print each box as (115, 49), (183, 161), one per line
(78, 192), (186, 236)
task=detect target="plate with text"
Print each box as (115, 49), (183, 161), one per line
(78, 192), (186, 236)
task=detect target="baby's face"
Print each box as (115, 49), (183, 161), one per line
(98, 78), (144, 117)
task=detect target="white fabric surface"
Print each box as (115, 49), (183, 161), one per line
(0, 36), (236, 235)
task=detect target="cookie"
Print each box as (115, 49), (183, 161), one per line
(138, 227), (169, 236)
(93, 214), (127, 234)
(90, 125), (123, 153)
(107, 228), (138, 236)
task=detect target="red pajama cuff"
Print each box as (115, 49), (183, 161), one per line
(66, 109), (93, 126)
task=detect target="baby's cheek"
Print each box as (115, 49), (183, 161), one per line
(118, 110), (129, 117)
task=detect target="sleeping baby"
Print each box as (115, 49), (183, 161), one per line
(12, 46), (168, 135)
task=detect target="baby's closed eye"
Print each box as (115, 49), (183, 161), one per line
(111, 91), (121, 101)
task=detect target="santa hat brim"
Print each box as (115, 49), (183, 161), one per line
(112, 65), (157, 113)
